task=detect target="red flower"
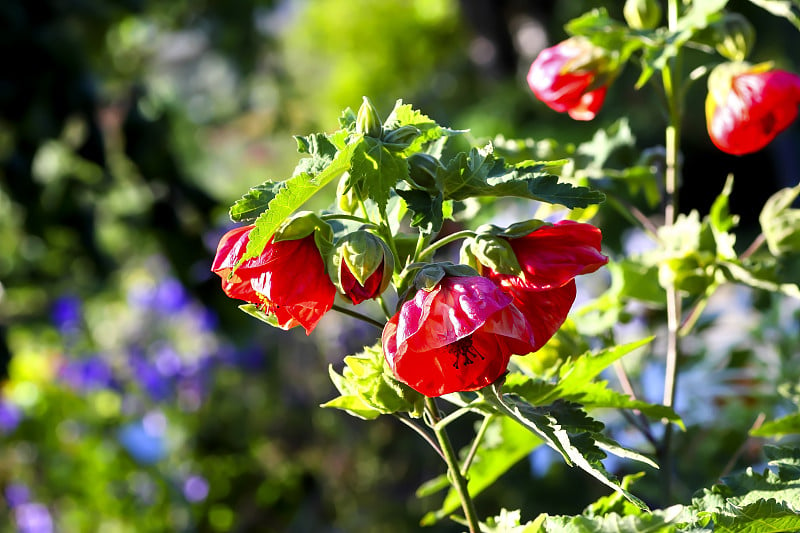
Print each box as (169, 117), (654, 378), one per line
(527, 38), (611, 121)
(211, 225), (336, 334)
(481, 221), (608, 352)
(706, 64), (800, 155)
(382, 275), (536, 397)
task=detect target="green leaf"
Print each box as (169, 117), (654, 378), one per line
(442, 145), (605, 208)
(229, 181), (284, 223)
(322, 343), (423, 420)
(382, 100), (453, 153)
(350, 137), (409, 212)
(395, 189), (444, 234)
(484, 386), (649, 510)
(751, 413), (800, 438)
(292, 132), (338, 175)
(420, 416), (542, 526)
(708, 175), (738, 260)
(747, 0), (800, 31)
(237, 303), (286, 329)
(537, 506), (684, 533)
(241, 142), (356, 262)
(711, 499), (800, 533)
(759, 184), (800, 256)
(719, 260), (800, 299)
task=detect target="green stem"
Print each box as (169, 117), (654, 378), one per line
(419, 230), (475, 261)
(320, 213), (377, 227)
(461, 415), (493, 476)
(659, 0), (684, 504)
(425, 397), (480, 533)
(331, 304), (385, 329)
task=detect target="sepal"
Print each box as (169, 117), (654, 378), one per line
(355, 96), (382, 138)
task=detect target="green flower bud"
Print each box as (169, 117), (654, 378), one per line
(382, 125), (421, 149)
(711, 12), (755, 62)
(460, 235), (522, 277)
(405, 153), (443, 193)
(355, 96), (382, 138)
(623, 0), (661, 30)
(336, 173), (359, 214)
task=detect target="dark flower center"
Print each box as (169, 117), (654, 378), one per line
(449, 337), (485, 370)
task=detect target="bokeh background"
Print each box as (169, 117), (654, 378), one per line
(1, 0), (799, 531)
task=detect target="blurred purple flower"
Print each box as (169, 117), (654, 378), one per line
(129, 353), (173, 401)
(14, 502), (53, 533)
(4, 483), (30, 508)
(118, 413), (167, 465)
(153, 277), (189, 314)
(183, 475), (209, 503)
(50, 295), (82, 333)
(59, 356), (116, 392)
(0, 400), (22, 434)
(153, 344), (182, 378)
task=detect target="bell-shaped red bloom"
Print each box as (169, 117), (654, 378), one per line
(211, 225), (336, 334)
(527, 38), (611, 121)
(382, 275), (536, 397)
(482, 221), (608, 352)
(706, 65), (800, 155)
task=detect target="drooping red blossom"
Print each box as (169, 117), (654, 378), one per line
(481, 221), (608, 352)
(706, 65), (800, 155)
(340, 259), (386, 305)
(527, 38), (611, 121)
(382, 275), (536, 397)
(211, 225), (336, 334)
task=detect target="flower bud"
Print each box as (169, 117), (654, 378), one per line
(332, 231), (394, 305)
(356, 96), (382, 138)
(623, 0), (661, 30)
(460, 235), (522, 277)
(336, 173), (359, 214)
(527, 37), (618, 121)
(382, 125), (421, 148)
(711, 12), (755, 62)
(405, 153), (443, 193)
(706, 61), (800, 154)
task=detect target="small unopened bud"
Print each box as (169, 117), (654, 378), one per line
(355, 96), (382, 138)
(383, 125), (421, 148)
(406, 153), (443, 193)
(712, 12), (755, 62)
(623, 0), (661, 30)
(333, 231), (394, 304)
(336, 173), (359, 214)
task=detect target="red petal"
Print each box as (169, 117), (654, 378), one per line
(502, 281), (577, 352)
(340, 261), (384, 305)
(501, 221), (607, 290)
(397, 276), (513, 352)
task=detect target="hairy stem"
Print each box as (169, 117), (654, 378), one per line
(419, 230), (475, 261)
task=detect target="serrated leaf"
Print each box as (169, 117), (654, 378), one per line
(292, 132), (338, 176)
(710, 499), (800, 533)
(229, 181), (284, 223)
(485, 386), (648, 510)
(241, 142), (356, 263)
(322, 343), (423, 420)
(350, 137), (409, 212)
(383, 100), (451, 153)
(442, 145), (605, 208)
(538, 506), (684, 533)
(395, 189), (444, 234)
